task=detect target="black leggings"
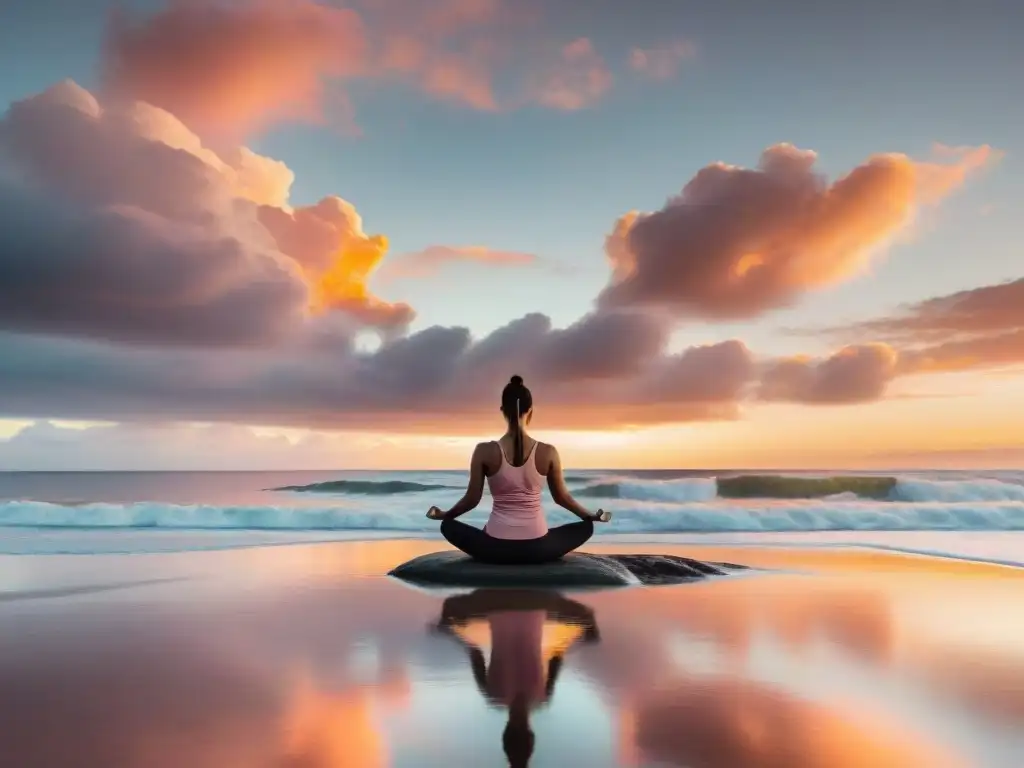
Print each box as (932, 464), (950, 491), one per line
(440, 517), (594, 565)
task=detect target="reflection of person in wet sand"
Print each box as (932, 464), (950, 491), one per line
(431, 589), (600, 767)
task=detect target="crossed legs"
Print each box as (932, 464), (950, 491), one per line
(440, 517), (594, 565)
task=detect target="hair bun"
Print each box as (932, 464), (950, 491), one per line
(509, 374), (524, 387)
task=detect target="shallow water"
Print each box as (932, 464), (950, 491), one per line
(1, 540), (1023, 767)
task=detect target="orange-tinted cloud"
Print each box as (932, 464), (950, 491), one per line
(103, 0), (367, 139)
(379, 245), (538, 279)
(901, 331), (1024, 374)
(0, 81), (411, 342)
(826, 277), (1024, 375)
(916, 143), (1003, 203)
(599, 143), (998, 320)
(759, 344), (899, 404)
(101, 0), (622, 133)
(529, 38), (613, 111)
(0, 79), (993, 431)
(258, 198), (414, 329)
(629, 40), (696, 80)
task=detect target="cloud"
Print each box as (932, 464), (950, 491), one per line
(598, 143), (999, 320)
(528, 38), (613, 111)
(759, 344), (899, 404)
(257, 198), (414, 329)
(103, 0), (368, 139)
(536, 311), (671, 382)
(900, 330), (1024, 375)
(101, 0), (620, 133)
(824, 277), (1024, 375)
(4, 81), (987, 436)
(0, 81), (411, 344)
(374, 35), (501, 112)
(918, 143), (1003, 203)
(853, 277), (1024, 341)
(378, 245), (538, 279)
(629, 41), (696, 80)
(0, 310), (756, 433)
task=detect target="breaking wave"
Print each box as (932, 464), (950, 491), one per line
(3, 473), (1024, 534)
(270, 473), (1024, 505)
(272, 479), (456, 495)
(3, 498), (1024, 534)
(275, 476), (592, 494)
(574, 475), (1024, 504)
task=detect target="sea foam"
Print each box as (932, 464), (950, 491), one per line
(2, 496), (1024, 533)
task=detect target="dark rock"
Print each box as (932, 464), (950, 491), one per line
(388, 550), (747, 589)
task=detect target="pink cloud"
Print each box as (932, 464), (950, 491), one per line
(101, 0), (618, 134)
(629, 41), (696, 80)
(103, 0), (367, 140)
(529, 38), (613, 111)
(409, 45), (500, 111)
(826, 277), (1024, 375)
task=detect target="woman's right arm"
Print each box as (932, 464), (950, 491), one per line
(545, 445), (602, 521)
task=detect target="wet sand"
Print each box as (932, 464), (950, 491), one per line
(1, 540), (1023, 767)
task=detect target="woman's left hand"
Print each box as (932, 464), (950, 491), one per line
(426, 506), (446, 520)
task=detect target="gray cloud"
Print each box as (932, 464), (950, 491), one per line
(0, 177), (308, 347)
(758, 343), (899, 404)
(0, 305), (760, 432)
(0, 80), (411, 348)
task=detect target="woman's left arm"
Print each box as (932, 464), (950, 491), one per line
(430, 443), (487, 520)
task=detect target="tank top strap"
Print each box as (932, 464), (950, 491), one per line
(522, 440), (543, 477)
(493, 439), (540, 470)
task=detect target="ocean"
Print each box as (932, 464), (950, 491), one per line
(2, 468), (1024, 564)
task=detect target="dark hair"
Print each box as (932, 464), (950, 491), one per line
(502, 720), (535, 768)
(500, 374), (533, 467)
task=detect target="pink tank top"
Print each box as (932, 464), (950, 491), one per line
(485, 441), (548, 540)
(486, 610), (547, 706)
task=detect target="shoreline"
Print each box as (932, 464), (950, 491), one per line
(1, 529), (1023, 570)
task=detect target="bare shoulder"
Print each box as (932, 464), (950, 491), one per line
(473, 440), (501, 473)
(472, 441), (498, 460)
(535, 441), (560, 475)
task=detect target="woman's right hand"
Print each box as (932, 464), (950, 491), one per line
(426, 506), (446, 520)
(593, 509), (612, 523)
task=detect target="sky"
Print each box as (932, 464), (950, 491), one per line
(0, 0), (1022, 470)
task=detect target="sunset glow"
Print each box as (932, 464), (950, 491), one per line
(0, 0), (1021, 470)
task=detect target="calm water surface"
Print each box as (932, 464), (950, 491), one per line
(1, 540), (1023, 767)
